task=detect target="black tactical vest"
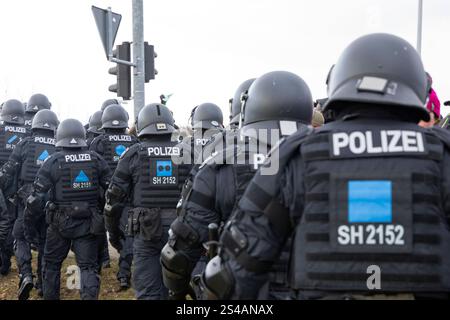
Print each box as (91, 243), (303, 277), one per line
(20, 135), (56, 185)
(133, 140), (190, 208)
(0, 124), (28, 165)
(210, 137), (272, 220)
(230, 146), (291, 292)
(53, 151), (100, 207)
(99, 133), (136, 171)
(292, 120), (450, 292)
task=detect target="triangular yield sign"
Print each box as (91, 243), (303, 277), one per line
(92, 6), (122, 60)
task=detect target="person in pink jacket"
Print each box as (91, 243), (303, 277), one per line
(419, 72), (441, 128)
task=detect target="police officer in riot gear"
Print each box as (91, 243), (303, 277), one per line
(199, 79), (256, 167)
(90, 105), (136, 169)
(26, 119), (111, 300)
(86, 111), (104, 146)
(228, 79), (256, 130)
(169, 79), (253, 283)
(0, 110), (59, 299)
(192, 103), (223, 130)
(181, 103), (224, 166)
(90, 104), (137, 290)
(0, 99), (28, 277)
(24, 94), (52, 130)
(161, 71), (313, 300)
(206, 33), (450, 300)
(104, 103), (191, 300)
(101, 99), (120, 112)
(86, 110), (109, 269)
(0, 100), (28, 158)
(175, 103), (224, 277)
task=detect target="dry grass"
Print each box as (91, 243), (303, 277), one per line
(0, 251), (136, 300)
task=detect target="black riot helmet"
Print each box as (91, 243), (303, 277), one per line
(240, 71), (313, 139)
(101, 104), (129, 129)
(55, 119), (87, 148)
(31, 110), (59, 132)
(101, 99), (120, 112)
(27, 94), (52, 114)
(1, 99), (25, 125)
(88, 111), (103, 134)
(191, 103), (223, 130)
(324, 33), (430, 122)
(229, 78), (256, 126)
(137, 103), (176, 137)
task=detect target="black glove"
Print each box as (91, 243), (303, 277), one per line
(104, 211), (122, 234)
(109, 230), (125, 252)
(23, 206), (36, 242)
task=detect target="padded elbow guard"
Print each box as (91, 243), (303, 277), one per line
(104, 185), (126, 217)
(0, 161), (18, 189)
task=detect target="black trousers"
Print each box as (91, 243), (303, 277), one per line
(43, 225), (100, 300)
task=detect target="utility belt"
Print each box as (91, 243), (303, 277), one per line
(45, 201), (105, 236)
(46, 201), (93, 221)
(126, 207), (162, 241)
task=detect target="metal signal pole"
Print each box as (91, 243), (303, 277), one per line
(417, 0), (423, 56)
(132, 0), (145, 118)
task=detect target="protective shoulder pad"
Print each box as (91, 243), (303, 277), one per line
(22, 136), (34, 144)
(266, 125), (313, 170)
(88, 135), (101, 150)
(15, 136), (31, 150)
(176, 137), (193, 152)
(130, 135), (139, 144)
(199, 143), (241, 170)
(88, 150), (103, 162)
(42, 151), (61, 167)
(243, 125), (313, 202)
(430, 126), (450, 151)
(122, 143), (141, 158)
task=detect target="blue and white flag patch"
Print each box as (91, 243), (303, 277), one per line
(38, 150), (50, 162)
(348, 180), (392, 223)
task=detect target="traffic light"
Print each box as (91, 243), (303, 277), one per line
(145, 42), (158, 82)
(109, 42), (131, 100)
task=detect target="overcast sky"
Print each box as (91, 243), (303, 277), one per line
(0, 0), (448, 126)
